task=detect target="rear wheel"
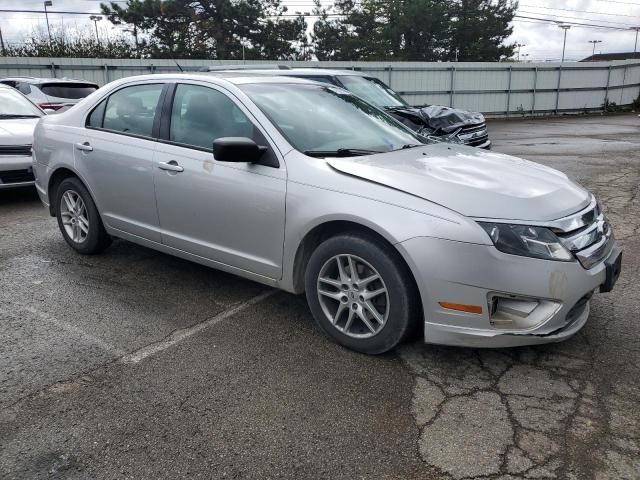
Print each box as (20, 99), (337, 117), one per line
(55, 177), (111, 254)
(305, 233), (418, 354)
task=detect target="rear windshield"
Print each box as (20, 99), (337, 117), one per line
(40, 83), (98, 99)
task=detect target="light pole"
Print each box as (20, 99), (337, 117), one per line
(515, 43), (525, 62)
(89, 15), (102, 47)
(44, 0), (53, 47)
(588, 40), (602, 57)
(632, 27), (640, 53)
(558, 24), (571, 62)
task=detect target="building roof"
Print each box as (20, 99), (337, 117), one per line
(580, 52), (640, 62)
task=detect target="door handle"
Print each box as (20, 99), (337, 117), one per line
(158, 160), (184, 173)
(74, 142), (93, 152)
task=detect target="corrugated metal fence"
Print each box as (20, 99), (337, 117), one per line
(0, 57), (638, 116)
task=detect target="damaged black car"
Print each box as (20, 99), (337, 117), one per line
(206, 66), (491, 149)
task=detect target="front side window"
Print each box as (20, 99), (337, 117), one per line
(102, 84), (164, 137)
(169, 84), (258, 150)
(240, 83), (422, 155)
(0, 88), (43, 118)
(337, 75), (407, 108)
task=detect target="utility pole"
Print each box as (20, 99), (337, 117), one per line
(588, 40), (602, 57)
(515, 43), (525, 62)
(44, 1), (53, 47)
(0, 26), (5, 56)
(558, 24), (571, 62)
(632, 27), (640, 53)
(89, 15), (102, 47)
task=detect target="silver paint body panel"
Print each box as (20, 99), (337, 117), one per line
(33, 73), (617, 348)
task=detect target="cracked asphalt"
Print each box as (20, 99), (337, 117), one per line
(1, 114), (639, 479)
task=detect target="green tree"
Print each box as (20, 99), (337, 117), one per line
(102, 0), (307, 60)
(447, 0), (517, 61)
(5, 27), (137, 58)
(311, 0), (516, 61)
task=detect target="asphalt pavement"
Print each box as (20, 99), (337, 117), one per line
(1, 114), (639, 479)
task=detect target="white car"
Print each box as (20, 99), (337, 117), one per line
(0, 77), (98, 113)
(0, 84), (44, 189)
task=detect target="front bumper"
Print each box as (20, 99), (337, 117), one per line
(0, 155), (35, 189)
(398, 236), (619, 348)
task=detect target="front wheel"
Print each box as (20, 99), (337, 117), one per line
(305, 234), (418, 354)
(55, 177), (111, 254)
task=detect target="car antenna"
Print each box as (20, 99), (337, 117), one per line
(172, 59), (184, 73)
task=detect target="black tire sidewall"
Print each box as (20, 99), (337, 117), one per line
(305, 234), (417, 354)
(56, 178), (109, 254)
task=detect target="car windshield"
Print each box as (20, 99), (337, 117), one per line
(0, 88), (43, 118)
(337, 75), (408, 108)
(240, 83), (423, 156)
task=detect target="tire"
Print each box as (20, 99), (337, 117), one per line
(55, 177), (111, 254)
(304, 233), (419, 354)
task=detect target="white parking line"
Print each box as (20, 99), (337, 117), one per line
(120, 290), (277, 365)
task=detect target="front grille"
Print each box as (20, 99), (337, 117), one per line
(457, 123), (489, 147)
(0, 145), (32, 156)
(554, 201), (613, 269)
(0, 168), (35, 184)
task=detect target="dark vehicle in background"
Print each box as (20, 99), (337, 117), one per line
(0, 77), (99, 112)
(206, 67), (491, 149)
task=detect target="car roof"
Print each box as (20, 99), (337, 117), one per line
(204, 68), (367, 78)
(0, 76), (99, 86)
(111, 73), (327, 87)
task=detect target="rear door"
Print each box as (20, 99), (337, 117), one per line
(77, 82), (166, 241)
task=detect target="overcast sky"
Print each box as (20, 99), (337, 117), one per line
(1, 0), (639, 61)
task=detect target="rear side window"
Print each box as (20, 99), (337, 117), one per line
(101, 84), (164, 138)
(39, 83), (98, 99)
(16, 83), (31, 94)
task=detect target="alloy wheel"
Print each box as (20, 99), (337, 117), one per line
(59, 189), (90, 244)
(316, 254), (390, 338)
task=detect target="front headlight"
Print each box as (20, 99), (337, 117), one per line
(478, 222), (573, 262)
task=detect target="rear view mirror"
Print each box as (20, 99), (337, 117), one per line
(213, 137), (267, 164)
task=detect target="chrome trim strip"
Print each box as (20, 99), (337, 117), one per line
(575, 231), (614, 269)
(547, 196), (598, 233)
(557, 213), (604, 251)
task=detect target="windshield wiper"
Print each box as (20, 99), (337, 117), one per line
(304, 148), (384, 158)
(0, 114), (41, 119)
(399, 144), (422, 150)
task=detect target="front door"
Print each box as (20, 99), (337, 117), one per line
(77, 82), (166, 242)
(153, 83), (286, 279)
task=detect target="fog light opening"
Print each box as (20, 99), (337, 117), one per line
(489, 294), (561, 331)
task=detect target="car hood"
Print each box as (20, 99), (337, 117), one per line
(0, 118), (39, 144)
(326, 144), (591, 221)
(386, 105), (485, 134)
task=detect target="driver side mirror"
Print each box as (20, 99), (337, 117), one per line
(213, 137), (274, 166)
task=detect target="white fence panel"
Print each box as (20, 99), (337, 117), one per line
(0, 57), (637, 116)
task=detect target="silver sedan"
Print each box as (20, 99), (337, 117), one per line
(32, 74), (621, 354)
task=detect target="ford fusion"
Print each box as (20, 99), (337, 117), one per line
(32, 75), (621, 354)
